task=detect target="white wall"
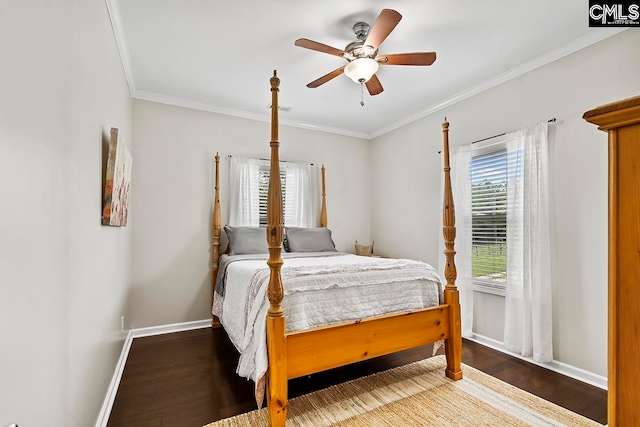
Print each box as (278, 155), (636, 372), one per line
(66, 1), (133, 425)
(0, 1), (132, 426)
(131, 100), (371, 328)
(371, 30), (640, 377)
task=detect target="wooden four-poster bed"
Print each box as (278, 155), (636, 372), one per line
(210, 71), (462, 427)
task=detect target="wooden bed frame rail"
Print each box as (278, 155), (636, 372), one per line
(210, 71), (462, 426)
(286, 306), (450, 379)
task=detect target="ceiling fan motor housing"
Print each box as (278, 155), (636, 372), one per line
(352, 22), (369, 40)
(345, 22), (378, 60)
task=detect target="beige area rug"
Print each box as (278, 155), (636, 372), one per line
(204, 355), (601, 426)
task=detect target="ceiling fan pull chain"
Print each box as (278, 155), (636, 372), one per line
(360, 83), (365, 106)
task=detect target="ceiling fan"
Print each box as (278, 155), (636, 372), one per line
(294, 9), (436, 98)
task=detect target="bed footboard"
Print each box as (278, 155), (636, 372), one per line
(287, 305), (450, 379)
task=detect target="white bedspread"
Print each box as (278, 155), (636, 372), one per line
(212, 253), (443, 403)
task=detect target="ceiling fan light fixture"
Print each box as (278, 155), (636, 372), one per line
(344, 57), (379, 84)
(295, 8), (434, 95)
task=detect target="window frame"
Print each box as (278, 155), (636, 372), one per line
(470, 137), (508, 297)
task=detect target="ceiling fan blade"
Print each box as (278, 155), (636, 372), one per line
(307, 66), (345, 88)
(365, 74), (383, 96)
(364, 9), (402, 51)
(378, 52), (437, 66)
(294, 38), (345, 58)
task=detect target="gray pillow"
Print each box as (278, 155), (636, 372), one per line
(286, 227), (337, 252)
(224, 226), (268, 255)
(283, 229), (291, 252)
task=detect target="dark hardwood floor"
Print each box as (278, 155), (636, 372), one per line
(107, 327), (607, 427)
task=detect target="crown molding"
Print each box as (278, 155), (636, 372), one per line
(133, 90), (371, 140)
(105, 0), (136, 96)
(106, 1), (626, 141)
(368, 28), (628, 139)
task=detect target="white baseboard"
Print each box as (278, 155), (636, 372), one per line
(466, 333), (608, 390)
(95, 329), (133, 427)
(131, 318), (212, 338)
(95, 318), (212, 427)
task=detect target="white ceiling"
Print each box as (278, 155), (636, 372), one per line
(109, 0), (624, 139)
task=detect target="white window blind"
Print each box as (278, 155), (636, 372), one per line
(471, 148), (507, 292)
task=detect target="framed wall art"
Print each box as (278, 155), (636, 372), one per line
(102, 127), (132, 226)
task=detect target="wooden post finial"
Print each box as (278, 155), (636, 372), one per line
(270, 70), (280, 90)
(270, 71), (280, 145)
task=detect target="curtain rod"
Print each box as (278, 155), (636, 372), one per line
(438, 118), (556, 154)
(468, 118), (557, 146)
(227, 154), (313, 166)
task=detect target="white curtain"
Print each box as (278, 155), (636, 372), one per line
(229, 157), (318, 228)
(503, 122), (552, 363)
(229, 156), (261, 226)
(284, 162), (318, 227)
(451, 145), (474, 338)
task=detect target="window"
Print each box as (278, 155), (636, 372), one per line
(258, 160), (286, 227)
(229, 156), (316, 228)
(470, 144), (507, 295)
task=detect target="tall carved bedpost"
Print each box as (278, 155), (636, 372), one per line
(442, 118), (463, 380)
(211, 153), (222, 328)
(320, 165), (327, 228)
(266, 71), (288, 427)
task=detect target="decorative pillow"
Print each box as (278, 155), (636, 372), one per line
(286, 227), (337, 252)
(224, 226), (268, 255)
